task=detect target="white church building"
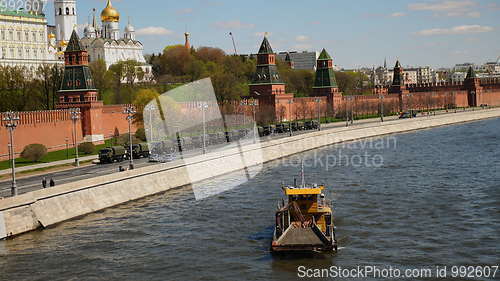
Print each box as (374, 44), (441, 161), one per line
(79, 0), (152, 82)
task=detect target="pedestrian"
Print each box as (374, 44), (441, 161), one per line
(49, 178), (55, 187)
(42, 177), (47, 189)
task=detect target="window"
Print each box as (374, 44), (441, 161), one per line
(26, 48), (30, 58)
(34, 48), (37, 58)
(25, 31), (29, 41)
(18, 47), (22, 58)
(59, 8), (62, 15)
(72, 8), (75, 15)
(33, 32), (37, 42)
(9, 31), (13, 40)
(66, 7), (69, 15)
(17, 31), (21, 41)
(1, 30), (4, 40)
(1, 47), (5, 58)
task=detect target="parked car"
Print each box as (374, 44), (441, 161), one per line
(208, 133), (219, 145)
(99, 146), (126, 163)
(399, 111), (417, 119)
(263, 125), (275, 136)
(305, 120), (319, 130)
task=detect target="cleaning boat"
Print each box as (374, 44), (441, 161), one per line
(271, 165), (337, 253)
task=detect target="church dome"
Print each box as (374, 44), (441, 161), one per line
(101, 0), (120, 22)
(84, 24), (96, 34)
(125, 23), (134, 33)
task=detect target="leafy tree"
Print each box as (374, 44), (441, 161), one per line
(132, 88), (160, 124)
(135, 127), (147, 141)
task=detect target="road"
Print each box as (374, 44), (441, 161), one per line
(0, 107), (483, 198)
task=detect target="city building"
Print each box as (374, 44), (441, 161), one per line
(0, 9), (61, 72)
(78, 0), (152, 82)
(277, 51), (318, 70)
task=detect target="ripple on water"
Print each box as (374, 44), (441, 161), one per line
(0, 118), (499, 281)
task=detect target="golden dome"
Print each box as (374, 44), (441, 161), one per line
(48, 33), (56, 39)
(100, 0), (120, 22)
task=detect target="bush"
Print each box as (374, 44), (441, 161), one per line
(78, 142), (95, 154)
(21, 144), (47, 162)
(135, 127), (147, 141)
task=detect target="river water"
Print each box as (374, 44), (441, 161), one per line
(1, 118), (499, 281)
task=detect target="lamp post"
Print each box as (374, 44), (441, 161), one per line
(69, 108), (80, 167)
(123, 105), (136, 169)
(145, 103), (156, 142)
(379, 94), (384, 122)
(198, 103), (208, 154)
(65, 137), (69, 159)
(252, 91), (261, 143)
(315, 98), (321, 131)
(350, 96), (354, 125)
(3, 111), (20, 197)
(288, 99), (293, 136)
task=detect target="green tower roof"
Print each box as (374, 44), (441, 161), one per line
(317, 48), (332, 60)
(466, 66), (477, 79)
(66, 30), (84, 52)
(258, 37), (273, 54)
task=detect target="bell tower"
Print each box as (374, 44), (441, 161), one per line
(54, 0), (77, 45)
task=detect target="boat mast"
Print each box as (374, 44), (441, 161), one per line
(301, 160), (305, 188)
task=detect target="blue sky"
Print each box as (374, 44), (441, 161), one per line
(46, 0), (500, 68)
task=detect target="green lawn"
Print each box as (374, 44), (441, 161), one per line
(0, 139), (114, 171)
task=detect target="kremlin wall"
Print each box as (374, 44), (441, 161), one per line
(2, 35), (500, 161)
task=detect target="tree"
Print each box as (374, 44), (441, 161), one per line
(135, 127), (147, 141)
(21, 144), (48, 162)
(89, 59), (112, 91)
(132, 88), (160, 125)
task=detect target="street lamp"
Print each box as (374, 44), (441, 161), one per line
(69, 108), (80, 167)
(3, 111), (20, 197)
(350, 96), (354, 125)
(379, 94), (384, 122)
(288, 99), (294, 136)
(252, 91), (261, 143)
(315, 98), (321, 131)
(198, 102), (209, 154)
(65, 137), (69, 159)
(123, 105), (136, 169)
(145, 103), (156, 142)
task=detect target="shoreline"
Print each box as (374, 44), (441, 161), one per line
(1, 108), (499, 240)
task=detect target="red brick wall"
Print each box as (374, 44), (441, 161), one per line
(0, 110), (83, 160)
(0, 106), (136, 161)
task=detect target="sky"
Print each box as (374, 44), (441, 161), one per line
(45, 0), (500, 69)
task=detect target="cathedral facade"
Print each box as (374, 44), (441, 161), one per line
(79, 0), (152, 82)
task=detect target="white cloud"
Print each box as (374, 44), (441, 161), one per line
(136, 27), (173, 36)
(416, 25), (493, 36)
(409, 0), (480, 17)
(295, 35), (308, 42)
(254, 32), (271, 37)
(214, 21), (255, 29)
(391, 12), (406, 17)
(409, 0), (476, 12)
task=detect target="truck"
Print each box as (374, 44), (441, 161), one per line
(99, 146), (126, 163)
(129, 143), (149, 159)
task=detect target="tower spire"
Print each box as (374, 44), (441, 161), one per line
(184, 32), (191, 49)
